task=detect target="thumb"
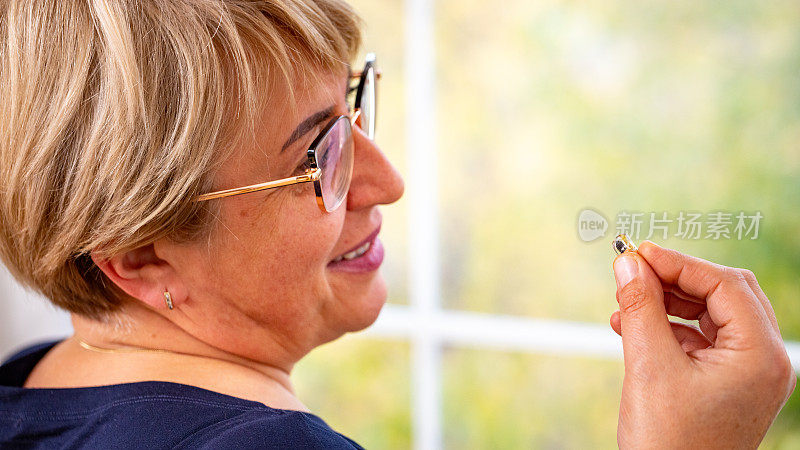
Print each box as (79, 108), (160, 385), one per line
(613, 253), (685, 365)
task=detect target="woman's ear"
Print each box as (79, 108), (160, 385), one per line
(91, 244), (185, 311)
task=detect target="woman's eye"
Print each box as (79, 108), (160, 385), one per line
(295, 159), (312, 174)
(318, 152), (329, 167)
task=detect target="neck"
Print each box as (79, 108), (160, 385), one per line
(69, 303), (306, 410)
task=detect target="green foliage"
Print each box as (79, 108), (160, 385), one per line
(294, 336), (412, 449)
(442, 349), (621, 449)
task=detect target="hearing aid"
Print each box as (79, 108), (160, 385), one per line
(612, 234), (638, 256)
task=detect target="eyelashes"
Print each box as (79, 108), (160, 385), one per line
(347, 85), (358, 110)
(294, 159), (312, 175)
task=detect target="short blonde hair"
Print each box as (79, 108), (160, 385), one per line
(0, 0), (361, 320)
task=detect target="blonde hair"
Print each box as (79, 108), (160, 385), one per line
(0, 0), (361, 320)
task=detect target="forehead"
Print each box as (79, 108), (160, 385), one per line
(260, 68), (349, 148)
(215, 67), (349, 185)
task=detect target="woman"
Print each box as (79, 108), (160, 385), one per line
(0, 1), (794, 448)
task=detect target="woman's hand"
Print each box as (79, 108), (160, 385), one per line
(609, 241), (796, 449)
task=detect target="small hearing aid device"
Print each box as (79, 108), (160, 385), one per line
(612, 234), (638, 256)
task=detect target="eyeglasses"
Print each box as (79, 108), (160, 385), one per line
(194, 53), (380, 212)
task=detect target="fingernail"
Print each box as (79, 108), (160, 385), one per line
(613, 256), (638, 289)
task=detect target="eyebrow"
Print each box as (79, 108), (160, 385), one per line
(280, 105), (336, 152)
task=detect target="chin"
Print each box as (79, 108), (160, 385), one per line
(342, 274), (388, 333)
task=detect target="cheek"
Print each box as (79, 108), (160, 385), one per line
(205, 195), (345, 306)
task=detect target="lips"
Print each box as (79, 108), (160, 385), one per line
(327, 224), (385, 273)
(332, 240), (372, 262)
(331, 224), (381, 262)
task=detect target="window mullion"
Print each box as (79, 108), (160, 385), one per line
(405, 0), (442, 447)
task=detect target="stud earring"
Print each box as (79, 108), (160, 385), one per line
(164, 291), (174, 310)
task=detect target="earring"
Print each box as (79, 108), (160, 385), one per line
(164, 291), (174, 310)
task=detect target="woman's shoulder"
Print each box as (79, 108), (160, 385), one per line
(175, 408), (365, 449)
(1, 341), (362, 449)
(0, 339), (62, 387)
(2, 376), (363, 449)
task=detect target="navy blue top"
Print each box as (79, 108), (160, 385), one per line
(0, 340), (364, 449)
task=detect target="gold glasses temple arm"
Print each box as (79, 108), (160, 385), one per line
(194, 168), (322, 202)
(349, 70), (382, 80)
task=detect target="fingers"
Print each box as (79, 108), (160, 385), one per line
(663, 292), (705, 320)
(740, 269), (780, 334)
(664, 293), (719, 343)
(698, 310), (718, 342)
(661, 281), (705, 305)
(670, 321), (713, 353)
(613, 253), (686, 365)
(612, 275), (721, 344)
(636, 241), (773, 347)
(613, 288), (710, 324)
(660, 274), (770, 328)
(614, 292), (720, 344)
(610, 310), (620, 334)
(610, 311), (713, 353)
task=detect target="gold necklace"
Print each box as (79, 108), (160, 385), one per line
(77, 339), (200, 358)
(77, 339), (299, 405)
(77, 339), (267, 374)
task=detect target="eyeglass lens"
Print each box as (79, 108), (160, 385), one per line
(317, 116), (354, 212)
(316, 58), (375, 212)
(360, 65), (376, 140)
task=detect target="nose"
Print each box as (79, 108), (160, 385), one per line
(345, 126), (404, 211)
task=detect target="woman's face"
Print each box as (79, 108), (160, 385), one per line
(157, 67), (404, 364)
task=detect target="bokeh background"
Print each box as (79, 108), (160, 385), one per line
(2, 0), (800, 448)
